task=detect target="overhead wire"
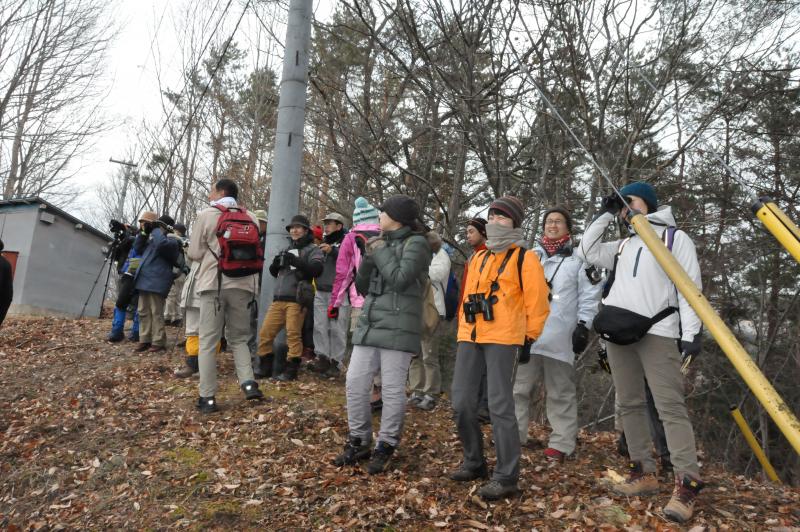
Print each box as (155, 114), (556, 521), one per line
(132, 0), (253, 218)
(123, 0), (236, 216)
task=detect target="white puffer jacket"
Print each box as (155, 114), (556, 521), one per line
(575, 207), (702, 342)
(530, 244), (602, 364)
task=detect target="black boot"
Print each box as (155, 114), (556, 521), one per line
(254, 354), (274, 379)
(241, 380), (265, 401)
(366, 441), (395, 475)
(196, 396), (219, 414)
(175, 356), (199, 378)
(332, 435), (372, 466)
(274, 357), (300, 382)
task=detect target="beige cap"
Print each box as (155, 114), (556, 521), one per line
(254, 210), (268, 223)
(138, 211), (157, 223)
(322, 212), (347, 225)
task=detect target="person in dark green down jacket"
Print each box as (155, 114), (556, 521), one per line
(333, 194), (432, 475)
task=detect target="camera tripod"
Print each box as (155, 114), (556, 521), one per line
(79, 239), (120, 319)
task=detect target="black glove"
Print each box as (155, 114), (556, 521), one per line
(572, 321), (589, 354)
(286, 251), (300, 267)
(597, 345), (611, 374)
(519, 338), (533, 364)
(680, 332), (702, 374)
(600, 193), (624, 215)
(271, 253), (284, 268)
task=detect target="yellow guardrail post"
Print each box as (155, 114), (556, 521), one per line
(729, 406), (781, 483)
(752, 197), (800, 264)
(628, 213), (800, 455)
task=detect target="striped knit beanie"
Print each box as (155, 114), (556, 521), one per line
(488, 196), (525, 228)
(352, 197), (380, 224)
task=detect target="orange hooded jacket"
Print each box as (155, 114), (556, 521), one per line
(457, 244), (550, 345)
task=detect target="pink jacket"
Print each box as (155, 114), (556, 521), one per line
(331, 223), (381, 309)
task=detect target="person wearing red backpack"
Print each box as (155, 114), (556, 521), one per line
(255, 214), (324, 382)
(187, 179), (265, 413)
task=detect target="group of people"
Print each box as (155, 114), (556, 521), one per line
(107, 179), (706, 523)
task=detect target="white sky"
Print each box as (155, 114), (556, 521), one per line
(74, 0), (335, 221)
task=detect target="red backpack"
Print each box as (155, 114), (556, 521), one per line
(211, 205), (264, 278)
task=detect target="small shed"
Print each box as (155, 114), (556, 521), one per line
(0, 197), (112, 318)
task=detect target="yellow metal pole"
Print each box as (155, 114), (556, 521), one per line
(729, 406), (781, 483)
(629, 213), (800, 455)
(752, 197), (800, 264)
(764, 201), (800, 241)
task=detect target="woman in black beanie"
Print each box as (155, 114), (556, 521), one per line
(334, 194), (431, 474)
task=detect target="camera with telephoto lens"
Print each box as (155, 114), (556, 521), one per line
(462, 293), (496, 323)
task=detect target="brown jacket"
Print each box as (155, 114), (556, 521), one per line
(187, 206), (260, 295)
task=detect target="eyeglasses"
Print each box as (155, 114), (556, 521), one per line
(544, 219), (565, 226)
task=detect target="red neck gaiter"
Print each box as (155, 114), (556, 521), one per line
(541, 234), (570, 256)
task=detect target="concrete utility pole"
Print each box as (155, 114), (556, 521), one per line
(258, 0), (313, 321)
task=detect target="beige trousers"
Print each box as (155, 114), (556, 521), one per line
(138, 291), (166, 346)
(607, 333), (699, 477)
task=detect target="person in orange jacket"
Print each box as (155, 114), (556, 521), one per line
(448, 196), (550, 501)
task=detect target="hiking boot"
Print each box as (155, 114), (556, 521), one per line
(544, 447), (566, 463)
(301, 346), (315, 363)
(407, 392), (423, 406)
(448, 462), (489, 482)
(332, 436), (372, 466)
(658, 454), (674, 478)
(308, 355), (331, 374)
(134, 342), (152, 352)
(366, 441), (395, 475)
(415, 394), (437, 411)
(254, 354), (274, 379)
(176, 338), (187, 348)
(241, 380), (264, 401)
(324, 361), (342, 378)
(107, 332), (124, 343)
(175, 356), (199, 378)
(612, 461), (660, 497)
(196, 396), (218, 414)
(148, 345), (166, 353)
(663, 474), (704, 523)
(274, 357), (300, 382)
(478, 480), (519, 501)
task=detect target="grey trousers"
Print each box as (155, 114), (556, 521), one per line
(452, 342), (520, 485)
(313, 290), (350, 364)
(345, 345), (413, 447)
(513, 354), (578, 454)
(197, 289), (256, 398)
(408, 319), (442, 395)
(607, 333), (699, 477)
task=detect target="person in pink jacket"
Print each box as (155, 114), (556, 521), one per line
(329, 197), (382, 408)
(329, 197), (381, 332)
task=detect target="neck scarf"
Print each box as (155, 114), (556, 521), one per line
(541, 234), (571, 256)
(211, 196), (237, 209)
(485, 224), (527, 253)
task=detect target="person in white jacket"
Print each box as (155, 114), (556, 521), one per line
(408, 231), (451, 411)
(576, 181), (704, 524)
(513, 207), (602, 461)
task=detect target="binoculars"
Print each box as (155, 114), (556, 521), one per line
(462, 293), (497, 323)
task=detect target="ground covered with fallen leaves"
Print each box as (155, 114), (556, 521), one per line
(1, 315), (798, 531)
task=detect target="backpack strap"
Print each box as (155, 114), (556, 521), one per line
(602, 237), (631, 298)
(517, 247), (526, 289)
(662, 226), (677, 251)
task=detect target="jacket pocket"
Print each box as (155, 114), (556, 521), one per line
(633, 248), (643, 277)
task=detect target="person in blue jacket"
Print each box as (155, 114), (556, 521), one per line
(132, 212), (180, 353)
(107, 226), (142, 343)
